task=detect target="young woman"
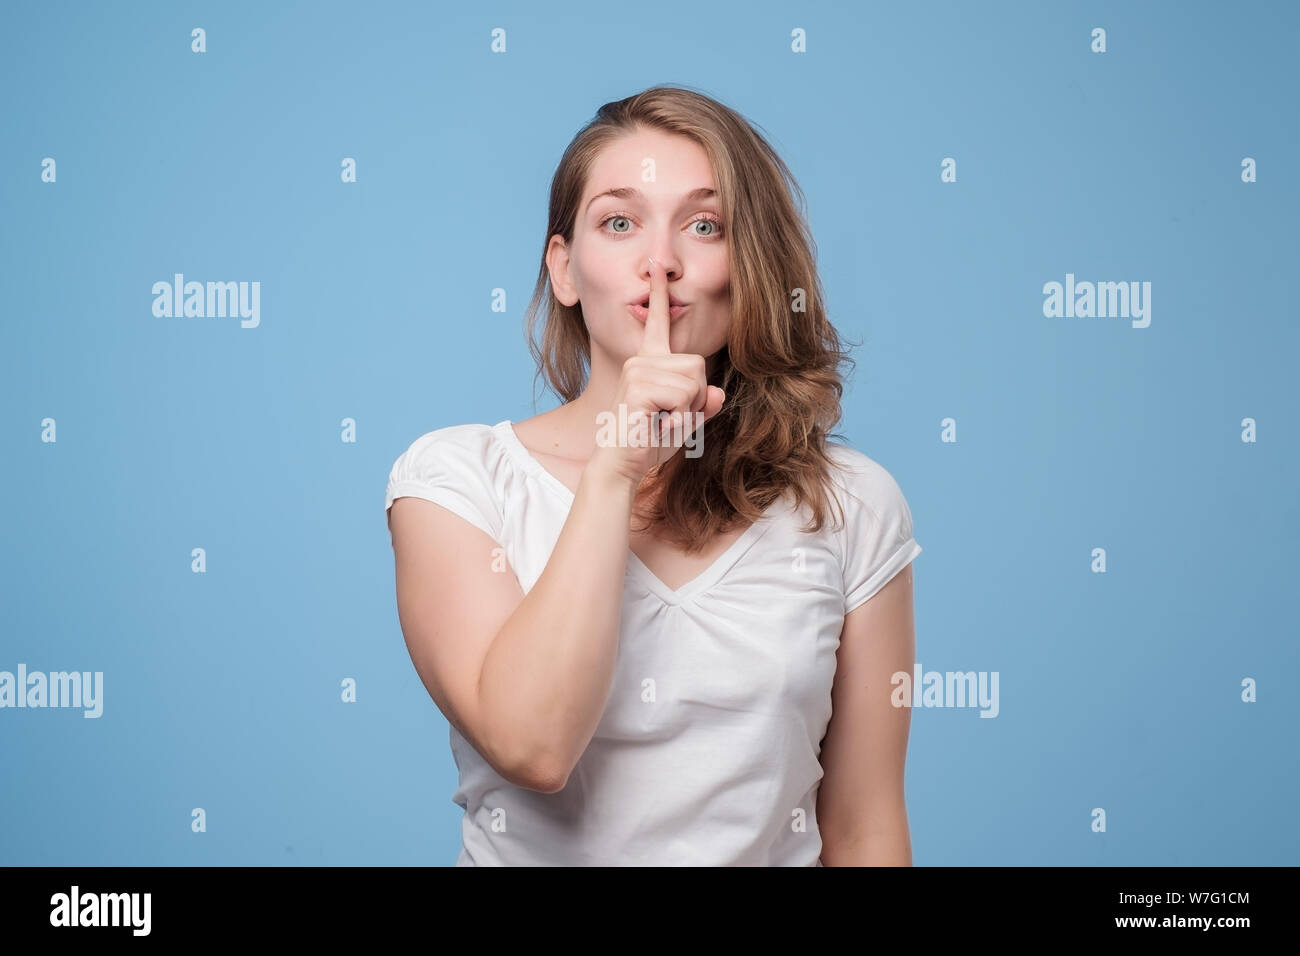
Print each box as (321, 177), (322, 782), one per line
(385, 86), (921, 866)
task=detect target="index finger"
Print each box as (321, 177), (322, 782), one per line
(638, 256), (672, 355)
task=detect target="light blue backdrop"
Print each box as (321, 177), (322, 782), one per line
(2, 0), (1296, 866)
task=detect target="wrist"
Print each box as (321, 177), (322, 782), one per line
(582, 448), (642, 500)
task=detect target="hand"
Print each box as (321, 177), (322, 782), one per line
(589, 257), (726, 486)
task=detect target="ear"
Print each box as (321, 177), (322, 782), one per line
(546, 235), (579, 307)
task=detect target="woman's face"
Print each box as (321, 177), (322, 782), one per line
(549, 127), (731, 366)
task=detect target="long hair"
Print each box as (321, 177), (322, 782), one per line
(524, 84), (858, 551)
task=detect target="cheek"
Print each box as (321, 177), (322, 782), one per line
(708, 275), (732, 346)
(700, 299), (731, 350)
(574, 245), (623, 294)
(703, 258), (730, 301)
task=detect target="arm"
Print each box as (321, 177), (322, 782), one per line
(815, 563), (917, 865)
(388, 456), (638, 794)
(389, 263), (721, 795)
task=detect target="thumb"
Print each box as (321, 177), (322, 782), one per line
(677, 387), (726, 449)
(696, 386), (726, 425)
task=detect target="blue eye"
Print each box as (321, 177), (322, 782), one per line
(597, 211), (725, 239)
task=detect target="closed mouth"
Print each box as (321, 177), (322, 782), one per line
(632, 295), (686, 308)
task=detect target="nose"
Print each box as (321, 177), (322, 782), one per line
(643, 255), (681, 283)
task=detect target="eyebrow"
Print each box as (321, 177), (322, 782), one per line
(584, 186), (718, 215)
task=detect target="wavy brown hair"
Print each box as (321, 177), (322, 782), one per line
(524, 84), (860, 551)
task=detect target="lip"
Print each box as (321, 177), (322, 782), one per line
(628, 303), (688, 322)
(629, 293), (687, 307)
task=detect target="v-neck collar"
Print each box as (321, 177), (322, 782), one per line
(492, 419), (777, 607)
(626, 521), (773, 606)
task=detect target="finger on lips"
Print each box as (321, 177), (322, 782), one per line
(639, 256), (672, 356)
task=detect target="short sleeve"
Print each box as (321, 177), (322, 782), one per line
(384, 426), (503, 543)
(831, 447), (922, 615)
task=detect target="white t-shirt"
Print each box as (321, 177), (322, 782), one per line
(384, 419), (921, 866)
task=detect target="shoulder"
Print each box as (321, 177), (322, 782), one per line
(386, 423), (508, 506)
(389, 422), (500, 474)
(823, 441), (914, 520)
(384, 422), (508, 532)
(821, 441), (922, 610)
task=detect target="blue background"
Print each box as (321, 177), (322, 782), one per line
(2, 0), (1296, 865)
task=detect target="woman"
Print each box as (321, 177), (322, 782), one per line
(385, 85), (921, 866)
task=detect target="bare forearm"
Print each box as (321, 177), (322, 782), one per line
(478, 457), (638, 787)
(819, 800), (913, 866)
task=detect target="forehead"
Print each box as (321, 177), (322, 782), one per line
(583, 128), (716, 198)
